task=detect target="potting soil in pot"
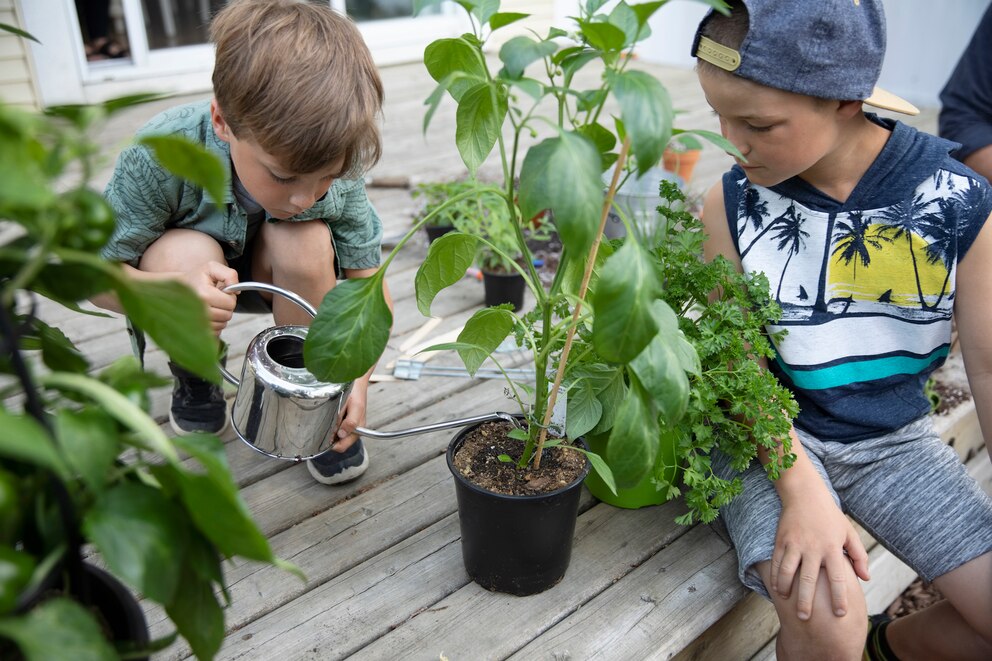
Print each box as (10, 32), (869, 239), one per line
(451, 420), (587, 496)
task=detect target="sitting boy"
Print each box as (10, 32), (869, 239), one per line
(692, 1), (992, 659)
(92, 0), (389, 486)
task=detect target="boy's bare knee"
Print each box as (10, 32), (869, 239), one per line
(139, 228), (226, 273)
(761, 564), (867, 661)
(261, 220), (335, 279)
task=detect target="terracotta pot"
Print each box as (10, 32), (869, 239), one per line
(662, 148), (702, 184)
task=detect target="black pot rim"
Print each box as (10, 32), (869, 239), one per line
(445, 418), (590, 501)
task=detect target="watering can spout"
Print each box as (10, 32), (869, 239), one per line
(354, 411), (521, 440)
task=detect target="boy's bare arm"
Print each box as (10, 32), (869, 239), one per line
(701, 182), (870, 620)
(952, 211), (992, 459)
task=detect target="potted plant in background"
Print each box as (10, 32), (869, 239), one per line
(0, 76), (298, 659)
(662, 133), (704, 185)
(301, 0), (792, 594)
(412, 180), (471, 244)
(415, 179), (530, 310)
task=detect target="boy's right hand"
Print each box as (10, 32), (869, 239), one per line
(184, 261), (239, 334)
(771, 479), (870, 622)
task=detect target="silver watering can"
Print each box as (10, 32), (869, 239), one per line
(220, 282), (518, 461)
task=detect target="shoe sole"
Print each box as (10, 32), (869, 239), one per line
(307, 450), (370, 485)
(168, 405), (230, 437)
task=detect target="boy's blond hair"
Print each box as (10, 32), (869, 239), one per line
(211, 0), (383, 176)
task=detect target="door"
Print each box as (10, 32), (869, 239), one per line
(21, 0), (460, 106)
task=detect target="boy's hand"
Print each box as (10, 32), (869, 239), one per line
(332, 379), (368, 452)
(184, 261), (238, 334)
(771, 484), (870, 621)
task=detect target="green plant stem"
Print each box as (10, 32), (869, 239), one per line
(532, 135), (632, 469)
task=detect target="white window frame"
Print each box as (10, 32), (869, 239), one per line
(21, 0), (465, 106)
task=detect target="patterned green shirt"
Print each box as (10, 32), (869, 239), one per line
(101, 100), (382, 271)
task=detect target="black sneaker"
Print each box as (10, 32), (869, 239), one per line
(168, 361), (228, 435)
(307, 440), (369, 485)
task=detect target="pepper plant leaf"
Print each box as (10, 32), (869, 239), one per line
(424, 37), (487, 102)
(54, 409), (119, 494)
(608, 1), (648, 47)
(415, 231), (479, 316)
(456, 308), (516, 375)
(630, 331), (690, 424)
(167, 434), (277, 564)
(490, 12), (529, 30)
(455, 82), (508, 174)
(591, 239), (660, 362)
(84, 481), (187, 604)
(0, 410), (67, 478)
(577, 19), (626, 52)
(519, 132), (603, 256)
(499, 35), (557, 79)
(304, 274), (392, 383)
(608, 69), (673, 177)
(111, 276), (219, 382)
(139, 134), (228, 208)
(566, 379), (603, 439)
(164, 563), (225, 661)
(606, 379), (658, 487)
(0, 598), (117, 661)
(631, 1), (667, 27)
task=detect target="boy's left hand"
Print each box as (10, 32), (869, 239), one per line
(332, 380), (368, 452)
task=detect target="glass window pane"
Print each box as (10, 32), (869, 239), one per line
(345, 0), (433, 22)
(139, 0), (227, 50)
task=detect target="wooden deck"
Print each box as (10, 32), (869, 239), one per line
(33, 59), (992, 660)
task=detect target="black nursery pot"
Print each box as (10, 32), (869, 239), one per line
(446, 425), (590, 596)
(482, 270), (526, 311)
(17, 561), (149, 659)
(424, 225), (455, 243)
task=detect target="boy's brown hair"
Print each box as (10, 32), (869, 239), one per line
(211, 0), (383, 176)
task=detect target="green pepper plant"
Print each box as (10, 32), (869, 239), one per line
(303, 0), (743, 493)
(0, 69), (298, 659)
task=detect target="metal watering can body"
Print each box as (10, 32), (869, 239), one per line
(222, 282), (520, 462)
(221, 282), (346, 461)
(231, 324), (351, 461)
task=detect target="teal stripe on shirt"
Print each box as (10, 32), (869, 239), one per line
(774, 346), (950, 390)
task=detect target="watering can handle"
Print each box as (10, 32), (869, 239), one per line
(354, 411), (522, 439)
(218, 282), (319, 387)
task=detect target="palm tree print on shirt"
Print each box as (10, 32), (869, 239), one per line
(737, 172), (978, 324)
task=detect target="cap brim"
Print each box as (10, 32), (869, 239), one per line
(864, 86), (919, 116)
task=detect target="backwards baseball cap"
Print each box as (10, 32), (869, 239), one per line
(692, 0), (919, 115)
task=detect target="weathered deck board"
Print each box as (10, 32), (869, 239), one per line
(19, 54), (982, 661)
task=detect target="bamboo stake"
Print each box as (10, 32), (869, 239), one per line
(533, 136), (632, 468)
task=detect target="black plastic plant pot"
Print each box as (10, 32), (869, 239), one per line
(482, 271), (526, 311)
(16, 560), (150, 659)
(424, 225), (455, 243)
(446, 426), (590, 596)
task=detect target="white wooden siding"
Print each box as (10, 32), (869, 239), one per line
(0, 0), (38, 109)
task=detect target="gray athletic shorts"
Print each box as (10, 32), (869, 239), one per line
(712, 416), (992, 599)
